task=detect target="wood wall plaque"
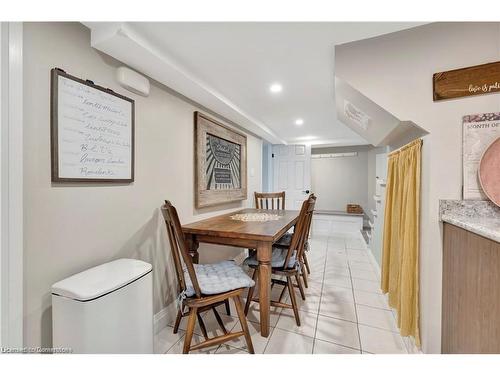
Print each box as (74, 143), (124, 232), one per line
(433, 61), (500, 101)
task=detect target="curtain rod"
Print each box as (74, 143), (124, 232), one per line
(388, 138), (423, 157)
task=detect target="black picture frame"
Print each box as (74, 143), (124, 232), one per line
(50, 68), (135, 183)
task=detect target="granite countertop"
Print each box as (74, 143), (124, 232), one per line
(440, 200), (500, 243)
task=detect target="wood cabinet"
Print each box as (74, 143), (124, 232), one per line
(442, 223), (500, 353)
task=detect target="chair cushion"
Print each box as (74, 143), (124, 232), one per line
(274, 233), (309, 250)
(184, 260), (255, 297)
(243, 247), (297, 269)
(274, 233), (293, 247)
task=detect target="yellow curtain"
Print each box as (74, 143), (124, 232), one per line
(381, 138), (422, 347)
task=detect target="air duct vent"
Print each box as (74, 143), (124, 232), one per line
(344, 100), (371, 130)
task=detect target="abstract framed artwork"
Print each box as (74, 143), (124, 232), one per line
(194, 111), (247, 208)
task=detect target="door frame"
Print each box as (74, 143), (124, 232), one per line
(0, 22), (23, 348)
(271, 144), (311, 209)
(261, 142), (273, 193)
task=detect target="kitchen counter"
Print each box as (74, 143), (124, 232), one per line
(439, 200), (500, 243)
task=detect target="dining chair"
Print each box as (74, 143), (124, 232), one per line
(250, 191), (287, 259)
(274, 194), (316, 288)
(254, 191), (286, 210)
(243, 195), (315, 326)
(162, 201), (255, 354)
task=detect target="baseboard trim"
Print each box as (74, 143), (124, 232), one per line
(154, 305), (172, 335)
(403, 336), (423, 354)
(360, 231), (423, 354)
(367, 245), (381, 276)
(362, 230), (381, 276)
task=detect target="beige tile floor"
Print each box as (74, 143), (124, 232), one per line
(155, 231), (418, 354)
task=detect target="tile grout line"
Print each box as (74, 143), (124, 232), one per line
(352, 230), (394, 352)
(363, 231), (409, 354)
(311, 238), (329, 354)
(160, 233), (406, 354)
(346, 234), (363, 353)
(261, 326), (274, 354)
(354, 231), (407, 354)
(258, 239), (327, 354)
(260, 246), (308, 354)
(314, 337), (362, 352)
(163, 317), (238, 354)
(314, 235), (365, 353)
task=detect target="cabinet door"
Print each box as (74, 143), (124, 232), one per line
(442, 223), (500, 353)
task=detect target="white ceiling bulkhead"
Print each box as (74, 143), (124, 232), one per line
(83, 22), (423, 146)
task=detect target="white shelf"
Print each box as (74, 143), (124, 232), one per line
(377, 178), (387, 186)
(371, 209), (377, 217)
(373, 195), (381, 203)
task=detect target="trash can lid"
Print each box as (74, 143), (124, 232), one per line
(51, 259), (152, 301)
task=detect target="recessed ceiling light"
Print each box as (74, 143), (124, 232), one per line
(269, 83), (283, 93)
(295, 118), (304, 126)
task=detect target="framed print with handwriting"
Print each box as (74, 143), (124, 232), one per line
(51, 68), (134, 182)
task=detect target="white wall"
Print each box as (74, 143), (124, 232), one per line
(366, 146), (387, 221)
(261, 142), (273, 192)
(336, 22), (500, 353)
(311, 146), (369, 212)
(311, 145), (385, 223)
(22, 22), (262, 348)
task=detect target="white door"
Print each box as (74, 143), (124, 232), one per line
(272, 144), (311, 210)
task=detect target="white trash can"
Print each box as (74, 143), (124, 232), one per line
(52, 258), (153, 353)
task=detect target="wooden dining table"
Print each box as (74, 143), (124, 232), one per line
(182, 208), (299, 337)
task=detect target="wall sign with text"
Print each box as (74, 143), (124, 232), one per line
(433, 61), (500, 101)
(50, 68), (135, 182)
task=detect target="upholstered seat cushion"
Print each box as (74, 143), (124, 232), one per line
(184, 260), (255, 297)
(274, 233), (293, 247)
(274, 233), (309, 250)
(243, 247), (297, 269)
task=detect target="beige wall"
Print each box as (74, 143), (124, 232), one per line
(336, 22), (500, 353)
(23, 22), (262, 348)
(311, 146), (370, 212)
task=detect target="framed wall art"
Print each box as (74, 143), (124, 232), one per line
(51, 68), (135, 183)
(462, 112), (500, 199)
(194, 111), (247, 208)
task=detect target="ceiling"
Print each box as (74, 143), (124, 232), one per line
(86, 22), (423, 145)
(335, 77), (428, 147)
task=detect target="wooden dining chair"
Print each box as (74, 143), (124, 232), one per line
(243, 196), (315, 326)
(300, 194), (316, 282)
(162, 201), (255, 354)
(254, 191), (286, 210)
(274, 194), (316, 288)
